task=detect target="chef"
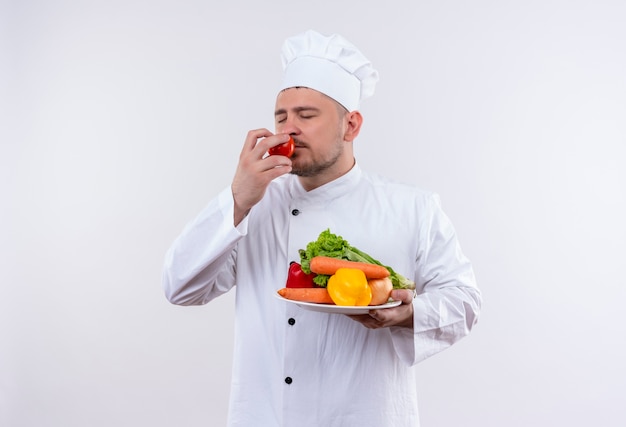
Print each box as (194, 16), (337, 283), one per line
(163, 29), (481, 427)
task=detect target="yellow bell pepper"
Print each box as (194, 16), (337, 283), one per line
(327, 268), (372, 306)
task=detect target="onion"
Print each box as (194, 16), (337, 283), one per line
(368, 277), (393, 306)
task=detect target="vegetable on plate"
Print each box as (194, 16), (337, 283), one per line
(309, 256), (389, 279)
(299, 229), (416, 290)
(367, 277), (393, 306)
(285, 262), (317, 288)
(327, 268), (372, 306)
(277, 287), (334, 304)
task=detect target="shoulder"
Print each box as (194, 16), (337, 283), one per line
(359, 170), (436, 203)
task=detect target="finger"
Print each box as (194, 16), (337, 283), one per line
(259, 133), (292, 153)
(391, 289), (414, 304)
(347, 314), (382, 329)
(240, 128), (274, 156)
(370, 299), (413, 325)
(257, 150), (292, 172)
(260, 160), (293, 180)
(368, 308), (387, 323)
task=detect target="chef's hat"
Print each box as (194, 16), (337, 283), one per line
(279, 30), (379, 111)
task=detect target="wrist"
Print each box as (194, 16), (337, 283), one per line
(231, 191), (251, 227)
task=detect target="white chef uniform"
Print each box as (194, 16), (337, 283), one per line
(163, 163), (481, 427)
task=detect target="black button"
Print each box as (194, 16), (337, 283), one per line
(285, 377), (293, 384)
(288, 318), (295, 325)
(291, 209), (300, 216)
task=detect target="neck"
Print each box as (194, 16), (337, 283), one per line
(297, 157), (356, 191)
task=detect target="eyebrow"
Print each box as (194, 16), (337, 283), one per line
(274, 106), (321, 117)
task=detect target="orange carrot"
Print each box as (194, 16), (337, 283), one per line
(309, 256), (390, 279)
(277, 287), (335, 304)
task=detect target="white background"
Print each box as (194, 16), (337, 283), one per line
(2, 1), (625, 426)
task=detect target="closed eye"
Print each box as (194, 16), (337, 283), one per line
(274, 106), (320, 123)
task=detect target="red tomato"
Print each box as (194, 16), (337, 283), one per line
(268, 136), (295, 158)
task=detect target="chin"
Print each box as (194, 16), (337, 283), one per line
(290, 165), (319, 178)
(289, 169), (307, 177)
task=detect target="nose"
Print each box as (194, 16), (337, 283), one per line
(277, 116), (300, 137)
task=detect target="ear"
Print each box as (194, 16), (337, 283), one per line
(343, 111), (363, 142)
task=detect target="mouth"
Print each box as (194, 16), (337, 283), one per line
(292, 138), (307, 149)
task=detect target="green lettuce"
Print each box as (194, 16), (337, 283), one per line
(299, 229), (416, 289)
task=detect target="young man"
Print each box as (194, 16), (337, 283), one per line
(163, 30), (481, 427)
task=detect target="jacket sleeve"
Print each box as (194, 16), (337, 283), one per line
(162, 187), (248, 306)
(391, 193), (482, 365)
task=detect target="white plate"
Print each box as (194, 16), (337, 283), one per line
(275, 293), (401, 314)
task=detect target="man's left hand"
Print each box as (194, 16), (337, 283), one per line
(347, 289), (414, 329)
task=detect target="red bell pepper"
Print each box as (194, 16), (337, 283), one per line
(285, 262), (317, 288)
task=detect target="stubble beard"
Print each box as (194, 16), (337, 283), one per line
(290, 116), (346, 178)
(290, 140), (344, 178)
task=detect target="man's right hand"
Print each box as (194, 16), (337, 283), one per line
(231, 129), (293, 226)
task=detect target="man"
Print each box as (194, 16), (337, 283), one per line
(163, 30), (481, 427)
